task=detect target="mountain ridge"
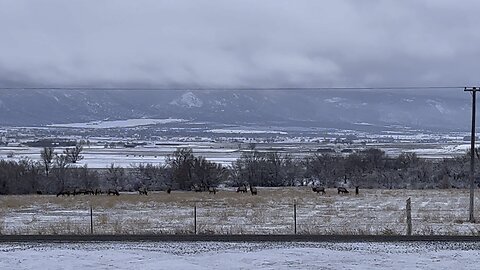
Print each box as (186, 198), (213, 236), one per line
(0, 89), (470, 131)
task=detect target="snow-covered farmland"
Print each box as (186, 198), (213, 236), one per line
(1, 188), (480, 235)
(48, 118), (186, 129)
(0, 143), (241, 168)
(1, 241), (480, 270)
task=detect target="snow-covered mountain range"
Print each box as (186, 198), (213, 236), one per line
(0, 89), (471, 131)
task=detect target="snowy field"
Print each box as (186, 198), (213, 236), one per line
(0, 141), (473, 168)
(48, 118), (186, 129)
(1, 241), (480, 269)
(2, 188), (480, 236)
(0, 142), (241, 168)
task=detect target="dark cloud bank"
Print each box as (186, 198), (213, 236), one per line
(1, 0), (480, 88)
(0, 1), (478, 129)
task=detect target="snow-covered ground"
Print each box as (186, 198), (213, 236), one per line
(2, 189), (480, 235)
(48, 118), (185, 129)
(1, 241), (480, 269)
(0, 143), (241, 168)
(0, 140), (473, 168)
(208, 128), (288, 135)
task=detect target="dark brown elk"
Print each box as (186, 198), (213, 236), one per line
(208, 187), (217, 194)
(312, 186), (326, 194)
(56, 190), (70, 197)
(192, 185), (203, 192)
(236, 185), (248, 193)
(337, 187), (349, 194)
(107, 189), (120, 196)
(138, 187), (148, 195)
(249, 185), (258, 195)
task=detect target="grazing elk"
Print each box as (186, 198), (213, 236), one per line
(337, 187), (349, 194)
(312, 186), (326, 194)
(236, 185), (248, 193)
(138, 187), (148, 195)
(249, 185), (258, 195)
(107, 189), (120, 196)
(192, 185), (203, 192)
(208, 187), (217, 194)
(72, 189), (81, 196)
(56, 190), (71, 197)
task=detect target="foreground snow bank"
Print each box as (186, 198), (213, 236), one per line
(1, 241), (480, 270)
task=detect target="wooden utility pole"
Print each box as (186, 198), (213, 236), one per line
(406, 198), (412, 236)
(293, 200), (297, 235)
(465, 87), (479, 223)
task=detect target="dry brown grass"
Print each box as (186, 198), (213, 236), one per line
(1, 188), (480, 235)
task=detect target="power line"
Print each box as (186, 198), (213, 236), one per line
(0, 86), (465, 91)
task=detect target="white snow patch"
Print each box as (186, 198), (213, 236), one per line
(324, 97), (344, 103)
(170, 92), (203, 108)
(354, 122), (373, 126)
(48, 118), (185, 129)
(427, 99), (449, 114)
(208, 129), (287, 135)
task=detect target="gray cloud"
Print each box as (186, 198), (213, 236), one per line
(1, 0), (480, 88)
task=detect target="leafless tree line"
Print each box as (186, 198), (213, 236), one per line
(0, 147), (476, 195)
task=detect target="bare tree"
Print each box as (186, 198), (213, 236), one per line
(40, 147), (55, 176)
(51, 154), (70, 191)
(64, 145), (84, 163)
(105, 163), (126, 190)
(166, 148), (195, 190)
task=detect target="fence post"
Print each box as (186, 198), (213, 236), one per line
(194, 203), (197, 235)
(294, 200), (297, 235)
(406, 198), (412, 236)
(90, 206), (93, 235)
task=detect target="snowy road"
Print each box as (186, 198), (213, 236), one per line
(1, 241), (480, 269)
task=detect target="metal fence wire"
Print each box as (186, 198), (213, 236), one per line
(2, 198), (480, 236)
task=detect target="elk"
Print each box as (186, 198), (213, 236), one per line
(192, 185), (203, 192)
(337, 187), (349, 194)
(166, 187), (172, 194)
(107, 189), (120, 196)
(249, 185), (258, 195)
(56, 190), (70, 197)
(312, 186), (326, 194)
(72, 188), (93, 196)
(138, 187), (148, 195)
(236, 185), (248, 193)
(208, 187), (217, 194)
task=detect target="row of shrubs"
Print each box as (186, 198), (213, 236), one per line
(0, 147), (476, 194)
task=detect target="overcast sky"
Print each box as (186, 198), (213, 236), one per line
(1, 0), (480, 88)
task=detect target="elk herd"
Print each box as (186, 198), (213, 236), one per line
(55, 184), (357, 197)
(235, 184), (258, 195)
(56, 188), (120, 197)
(311, 186), (360, 195)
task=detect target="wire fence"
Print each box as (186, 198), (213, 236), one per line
(2, 198), (480, 236)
